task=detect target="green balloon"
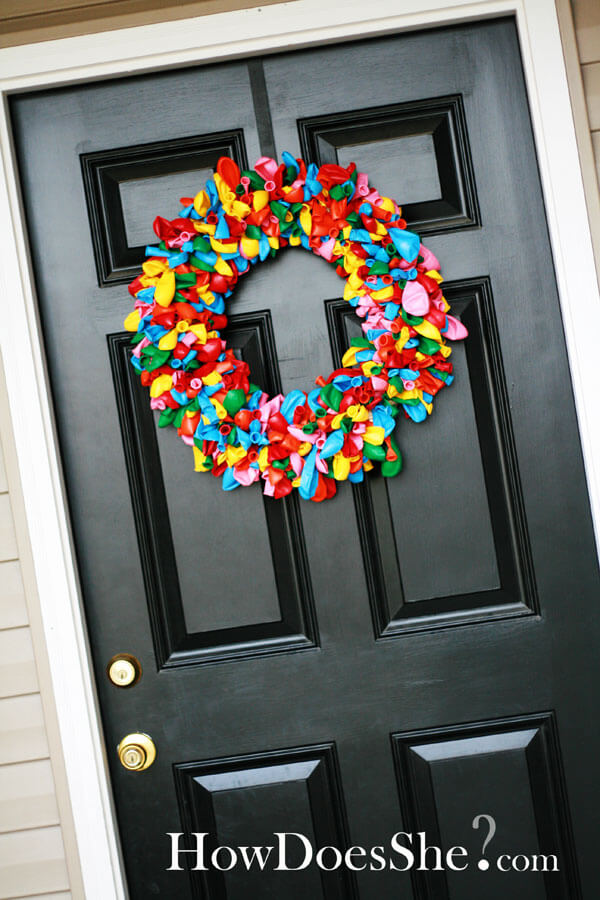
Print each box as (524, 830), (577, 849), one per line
(320, 383), (343, 412)
(381, 455), (403, 477)
(223, 389), (246, 417)
(381, 436), (403, 477)
(363, 442), (386, 462)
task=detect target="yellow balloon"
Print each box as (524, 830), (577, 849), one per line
(189, 323), (207, 343)
(150, 374), (172, 397)
(258, 446), (269, 470)
(142, 259), (167, 277)
(252, 191), (269, 212)
(124, 310), (141, 332)
(210, 238), (237, 254)
(426, 269), (443, 283)
(371, 286), (394, 301)
(224, 445), (247, 467)
(214, 256), (233, 277)
(158, 329), (177, 351)
(363, 425), (386, 445)
(240, 237), (260, 258)
(193, 190), (210, 217)
(333, 452), (351, 481)
(414, 319), (442, 342)
(154, 270), (175, 307)
(193, 446), (210, 471)
(299, 207), (312, 236)
(341, 346), (359, 368)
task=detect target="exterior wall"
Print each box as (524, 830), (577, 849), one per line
(0, 3), (597, 899)
(0, 355), (75, 900)
(573, 0), (600, 178)
(0, 0), (286, 48)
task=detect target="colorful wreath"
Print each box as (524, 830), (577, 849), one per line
(124, 153), (467, 501)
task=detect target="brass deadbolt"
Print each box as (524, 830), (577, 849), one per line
(107, 653), (142, 688)
(117, 733), (156, 771)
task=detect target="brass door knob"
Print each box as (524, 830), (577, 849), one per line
(117, 733), (156, 771)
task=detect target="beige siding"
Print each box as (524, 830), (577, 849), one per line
(0, 0), (286, 48)
(0, 496), (18, 562)
(0, 415), (73, 898)
(0, 441), (6, 493)
(0, 627), (39, 698)
(0, 828), (69, 899)
(0, 759), (61, 833)
(574, 0), (600, 178)
(572, 0), (600, 64)
(0, 562), (28, 630)
(582, 61), (600, 128)
(593, 131), (600, 182)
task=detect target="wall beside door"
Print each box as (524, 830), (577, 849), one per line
(0, 354), (77, 900)
(573, 0), (600, 178)
(0, 3), (597, 900)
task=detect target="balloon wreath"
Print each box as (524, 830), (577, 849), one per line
(124, 153), (467, 502)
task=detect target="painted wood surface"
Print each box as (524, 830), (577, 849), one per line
(0, 1), (597, 899)
(11, 16), (599, 899)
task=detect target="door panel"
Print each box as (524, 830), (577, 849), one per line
(393, 712), (579, 899)
(175, 743), (357, 900)
(81, 129), (249, 286)
(107, 320), (317, 668)
(298, 94), (480, 236)
(329, 277), (537, 634)
(10, 18), (599, 900)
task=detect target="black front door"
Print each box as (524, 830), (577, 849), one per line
(10, 18), (599, 899)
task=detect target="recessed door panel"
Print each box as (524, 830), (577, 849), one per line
(327, 278), (536, 635)
(81, 130), (248, 285)
(298, 95), (479, 235)
(175, 743), (356, 900)
(393, 713), (579, 899)
(108, 316), (317, 668)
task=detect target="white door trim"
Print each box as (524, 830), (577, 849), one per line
(0, 2), (598, 897)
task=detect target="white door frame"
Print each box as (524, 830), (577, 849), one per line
(0, 1), (598, 897)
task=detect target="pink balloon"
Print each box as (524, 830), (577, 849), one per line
(254, 156), (279, 180)
(402, 280), (430, 316)
(289, 452), (303, 476)
(419, 244), (440, 270)
(233, 467), (259, 486)
(445, 315), (468, 340)
(316, 237), (335, 260)
(356, 172), (369, 196)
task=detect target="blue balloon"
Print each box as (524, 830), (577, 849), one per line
(348, 469), (364, 483)
(320, 430), (345, 459)
(222, 468), (240, 491)
(299, 445), (319, 500)
(282, 151), (299, 174)
(280, 389), (306, 423)
(307, 388), (324, 415)
(388, 228), (420, 262)
(215, 217), (230, 240)
(373, 406), (395, 436)
(405, 402), (428, 423)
